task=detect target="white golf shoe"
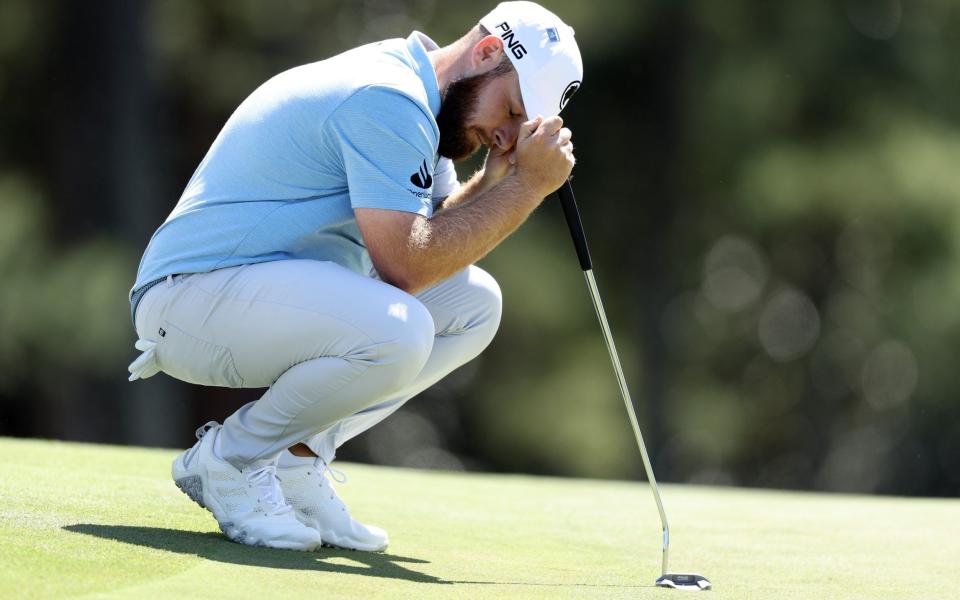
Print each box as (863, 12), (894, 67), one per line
(171, 422), (323, 551)
(278, 454), (389, 552)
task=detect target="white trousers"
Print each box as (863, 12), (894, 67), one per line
(133, 260), (502, 470)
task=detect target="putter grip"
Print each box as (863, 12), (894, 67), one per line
(556, 179), (593, 271)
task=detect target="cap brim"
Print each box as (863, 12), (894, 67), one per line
(519, 83), (558, 120)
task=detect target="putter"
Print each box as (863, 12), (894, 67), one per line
(556, 179), (712, 592)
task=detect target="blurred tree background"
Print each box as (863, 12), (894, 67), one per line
(0, 0), (956, 496)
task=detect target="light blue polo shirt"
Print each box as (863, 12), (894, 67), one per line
(131, 32), (459, 299)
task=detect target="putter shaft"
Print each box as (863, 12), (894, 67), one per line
(556, 180), (671, 577)
(583, 269), (670, 577)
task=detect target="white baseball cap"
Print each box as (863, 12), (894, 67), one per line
(479, 1), (583, 120)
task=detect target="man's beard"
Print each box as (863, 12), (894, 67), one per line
(436, 71), (493, 161)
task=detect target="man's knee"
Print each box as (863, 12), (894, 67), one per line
(463, 266), (503, 345)
(363, 294), (435, 384)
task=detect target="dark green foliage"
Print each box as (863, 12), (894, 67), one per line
(0, 0), (956, 495)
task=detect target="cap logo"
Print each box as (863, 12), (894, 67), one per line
(546, 27), (560, 43)
(560, 80), (581, 111)
(495, 22), (528, 60)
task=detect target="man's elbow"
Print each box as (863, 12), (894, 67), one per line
(379, 272), (419, 294)
(374, 260), (428, 295)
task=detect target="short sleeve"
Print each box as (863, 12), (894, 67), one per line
(326, 86), (439, 217)
(431, 157), (460, 210)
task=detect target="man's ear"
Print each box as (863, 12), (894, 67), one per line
(469, 35), (505, 74)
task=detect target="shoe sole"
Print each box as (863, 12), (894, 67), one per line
(174, 474), (205, 508)
(296, 516), (388, 552)
(320, 535), (388, 552)
(172, 454), (321, 552)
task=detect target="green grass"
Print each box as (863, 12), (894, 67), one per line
(0, 437), (956, 599)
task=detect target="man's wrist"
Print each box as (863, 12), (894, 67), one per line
(502, 172), (547, 205)
(476, 165), (508, 196)
(443, 170), (544, 212)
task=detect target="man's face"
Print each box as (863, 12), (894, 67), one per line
(437, 67), (527, 161)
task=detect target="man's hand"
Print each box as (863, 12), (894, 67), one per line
(355, 119), (573, 294)
(513, 116), (575, 198)
(477, 117), (545, 193)
(478, 143), (518, 191)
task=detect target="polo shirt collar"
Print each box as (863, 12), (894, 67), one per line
(407, 31), (441, 118)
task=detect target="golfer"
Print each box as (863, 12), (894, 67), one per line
(127, 1), (581, 552)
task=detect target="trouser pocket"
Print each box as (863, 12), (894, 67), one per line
(154, 319), (245, 388)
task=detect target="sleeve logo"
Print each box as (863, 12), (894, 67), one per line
(410, 160), (433, 189)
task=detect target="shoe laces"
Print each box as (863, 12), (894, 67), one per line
(314, 457), (348, 484)
(195, 421), (219, 440)
(246, 465), (294, 517)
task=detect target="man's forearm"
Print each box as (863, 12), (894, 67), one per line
(436, 168), (498, 212)
(400, 174), (541, 293)
(360, 116), (574, 294)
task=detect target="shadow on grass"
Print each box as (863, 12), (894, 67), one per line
(64, 524), (444, 583)
(64, 524), (648, 589)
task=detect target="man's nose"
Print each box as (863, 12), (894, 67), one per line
(493, 124), (519, 150)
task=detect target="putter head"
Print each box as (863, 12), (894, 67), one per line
(655, 573), (712, 591)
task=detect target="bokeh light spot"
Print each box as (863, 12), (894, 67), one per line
(702, 235), (768, 312)
(861, 340), (918, 410)
(758, 289), (821, 362)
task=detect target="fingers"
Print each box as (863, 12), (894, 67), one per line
(558, 126), (575, 167)
(513, 115), (575, 196)
(536, 115), (564, 137)
(522, 115), (564, 140)
(518, 116), (544, 141)
(545, 126), (574, 158)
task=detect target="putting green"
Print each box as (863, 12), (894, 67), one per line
(0, 437), (955, 599)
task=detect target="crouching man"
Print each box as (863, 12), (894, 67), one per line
(127, 1), (582, 551)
